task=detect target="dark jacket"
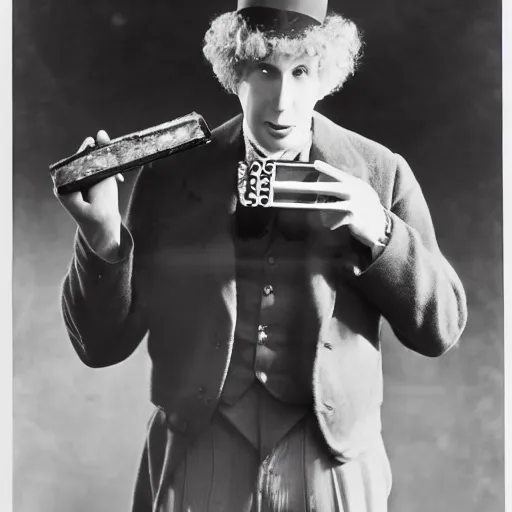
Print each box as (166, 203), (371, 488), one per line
(61, 112), (467, 462)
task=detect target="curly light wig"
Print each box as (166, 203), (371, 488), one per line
(203, 11), (363, 97)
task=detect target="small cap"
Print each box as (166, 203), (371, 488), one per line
(237, 0), (328, 34)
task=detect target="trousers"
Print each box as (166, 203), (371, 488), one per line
(131, 405), (392, 512)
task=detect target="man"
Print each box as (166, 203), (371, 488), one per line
(56, 1), (467, 510)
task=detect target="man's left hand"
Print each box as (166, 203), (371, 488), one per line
(272, 160), (388, 250)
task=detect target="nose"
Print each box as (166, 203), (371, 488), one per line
(273, 74), (294, 113)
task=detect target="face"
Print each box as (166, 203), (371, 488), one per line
(237, 50), (323, 153)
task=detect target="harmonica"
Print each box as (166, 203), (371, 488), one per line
(238, 159), (337, 209)
(50, 112), (211, 194)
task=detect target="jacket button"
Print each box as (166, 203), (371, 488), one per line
(323, 342), (333, 350)
(267, 256), (276, 265)
(197, 387), (214, 404)
(263, 285), (274, 297)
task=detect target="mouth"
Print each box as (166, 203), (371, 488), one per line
(266, 121), (293, 130)
(265, 121), (294, 138)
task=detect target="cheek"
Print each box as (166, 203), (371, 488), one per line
(251, 80), (272, 105)
(297, 83), (321, 113)
(246, 97), (263, 124)
(308, 76), (323, 101)
(238, 82), (267, 119)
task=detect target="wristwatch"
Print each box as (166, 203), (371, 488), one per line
(369, 209), (392, 262)
(377, 208), (392, 246)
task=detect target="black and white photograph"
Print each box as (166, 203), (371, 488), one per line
(13, 0), (503, 511)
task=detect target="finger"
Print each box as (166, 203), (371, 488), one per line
(96, 130), (111, 147)
(77, 136), (95, 154)
(322, 199), (355, 213)
(325, 213), (353, 230)
(271, 200), (349, 210)
(310, 200), (355, 212)
(320, 209), (354, 231)
(86, 175), (118, 205)
(55, 189), (91, 217)
(273, 181), (350, 200)
(314, 160), (351, 182)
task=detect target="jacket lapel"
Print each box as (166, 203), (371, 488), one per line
(310, 112), (370, 182)
(176, 116), (244, 352)
(307, 112), (373, 341)
(184, 114), (245, 213)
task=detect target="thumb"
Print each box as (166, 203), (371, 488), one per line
(96, 130), (111, 146)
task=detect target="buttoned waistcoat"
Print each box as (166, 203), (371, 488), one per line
(61, 112), (467, 463)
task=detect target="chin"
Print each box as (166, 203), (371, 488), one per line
(264, 141), (287, 152)
(260, 135), (294, 153)
(251, 135), (279, 153)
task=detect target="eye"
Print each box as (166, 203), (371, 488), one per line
(292, 66), (308, 78)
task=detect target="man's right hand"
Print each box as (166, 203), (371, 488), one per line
(55, 130), (125, 261)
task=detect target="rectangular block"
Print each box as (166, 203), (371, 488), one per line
(237, 159), (327, 208)
(50, 112), (211, 194)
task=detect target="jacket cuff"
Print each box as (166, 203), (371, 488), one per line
(352, 210), (412, 287)
(74, 223), (134, 280)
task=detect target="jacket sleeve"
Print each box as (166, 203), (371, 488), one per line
(353, 154), (468, 357)
(60, 166), (156, 368)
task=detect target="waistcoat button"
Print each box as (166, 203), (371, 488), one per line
(258, 325), (268, 345)
(256, 371), (268, 384)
